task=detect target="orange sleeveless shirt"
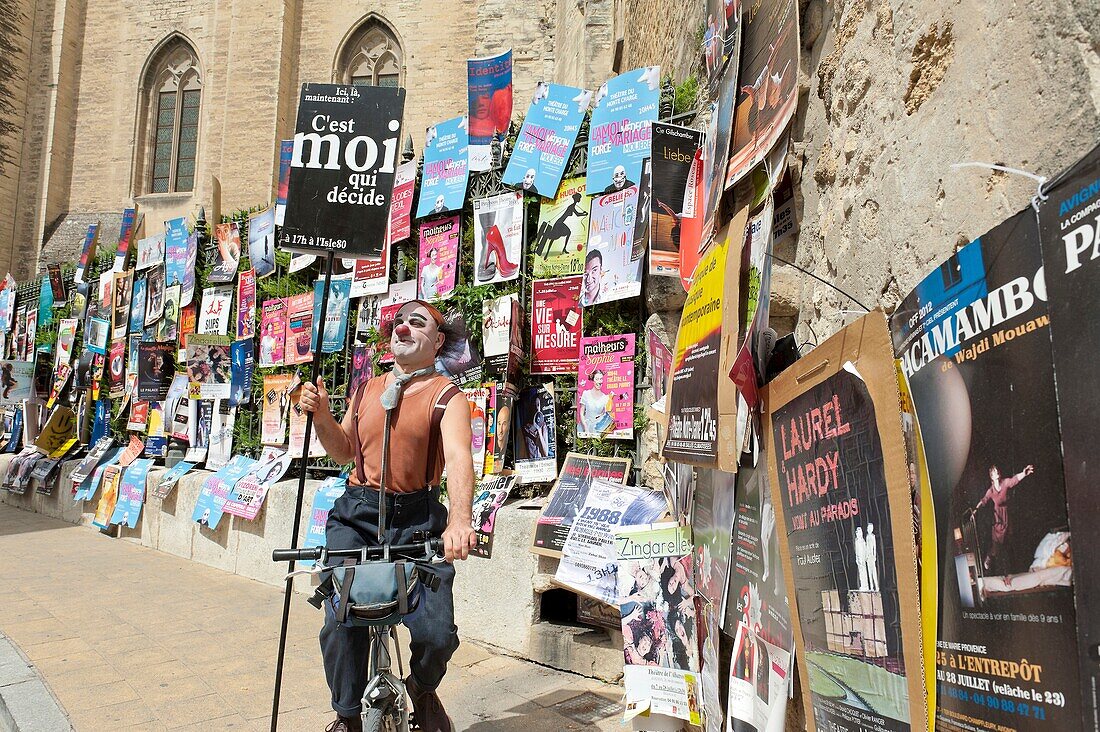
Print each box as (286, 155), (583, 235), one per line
(342, 373), (456, 493)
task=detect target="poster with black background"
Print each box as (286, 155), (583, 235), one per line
(891, 211), (1081, 730)
(1037, 143), (1100, 731)
(280, 84), (405, 259)
(771, 367), (911, 732)
(650, 123), (703, 276)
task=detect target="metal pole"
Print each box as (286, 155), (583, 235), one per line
(270, 248), (335, 732)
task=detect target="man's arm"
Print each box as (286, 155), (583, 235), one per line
(298, 378), (356, 465)
(440, 394), (477, 562)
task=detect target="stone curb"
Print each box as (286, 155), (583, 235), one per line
(0, 633), (72, 732)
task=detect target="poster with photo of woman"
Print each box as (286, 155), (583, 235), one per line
(576, 334), (635, 439)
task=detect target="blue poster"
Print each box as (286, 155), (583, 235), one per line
(229, 338), (254, 407)
(129, 276), (147, 335)
(503, 82), (589, 199)
(110, 458), (153, 528)
(4, 409), (21, 452)
(304, 475), (348, 550)
(467, 50), (513, 172)
(37, 276), (53, 326)
(192, 454), (257, 530)
(416, 117), (469, 219)
(586, 66), (661, 196)
(91, 398), (110, 444)
(165, 217), (189, 288)
(311, 277), (352, 354)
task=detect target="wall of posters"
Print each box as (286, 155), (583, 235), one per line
(418, 217), (460, 301)
(769, 312), (926, 732)
(248, 207), (276, 279)
(892, 211), (1082, 730)
(587, 67), (661, 195)
(726, 0), (798, 188)
(531, 276), (582, 374)
(532, 452), (632, 557)
(473, 192), (524, 284)
(577, 334), (635, 439)
(467, 50), (512, 172)
(583, 186), (643, 305)
(416, 116), (469, 218)
(280, 83), (405, 258)
(503, 82), (588, 197)
(472, 474), (516, 559)
(532, 177), (590, 277)
(514, 384), (557, 484)
(1037, 144), (1100, 728)
(651, 123), (704, 276)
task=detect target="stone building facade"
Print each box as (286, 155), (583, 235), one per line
(0, 0), (623, 278)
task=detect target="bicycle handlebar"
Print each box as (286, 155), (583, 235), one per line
(272, 538), (444, 563)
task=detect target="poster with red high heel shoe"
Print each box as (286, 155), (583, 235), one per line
(473, 192), (524, 285)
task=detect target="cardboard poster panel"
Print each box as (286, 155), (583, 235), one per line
(661, 206), (748, 471)
(765, 311), (926, 732)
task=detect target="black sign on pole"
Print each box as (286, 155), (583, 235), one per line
(280, 83), (406, 259)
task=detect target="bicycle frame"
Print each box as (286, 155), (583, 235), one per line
(363, 624), (410, 732)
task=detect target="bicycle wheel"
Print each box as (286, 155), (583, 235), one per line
(361, 706), (398, 732)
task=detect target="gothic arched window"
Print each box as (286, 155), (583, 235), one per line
(336, 19), (403, 88)
(140, 37), (202, 194)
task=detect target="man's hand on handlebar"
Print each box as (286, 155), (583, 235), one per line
(441, 521), (477, 562)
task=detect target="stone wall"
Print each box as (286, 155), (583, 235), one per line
(0, 0), (34, 280)
(792, 0), (1100, 342)
(621, 0), (706, 82)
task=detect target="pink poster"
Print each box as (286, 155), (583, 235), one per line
(418, 216), (460, 301)
(531, 276), (583, 374)
(284, 292), (314, 366)
(576, 334), (635, 440)
(236, 269), (256, 339)
(259, 298), (286, 367)
(389, 160), (416, 244)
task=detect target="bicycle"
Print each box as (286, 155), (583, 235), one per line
(272, 538), (444, 732)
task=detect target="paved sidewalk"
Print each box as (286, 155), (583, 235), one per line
(0, 503), (624, 731)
